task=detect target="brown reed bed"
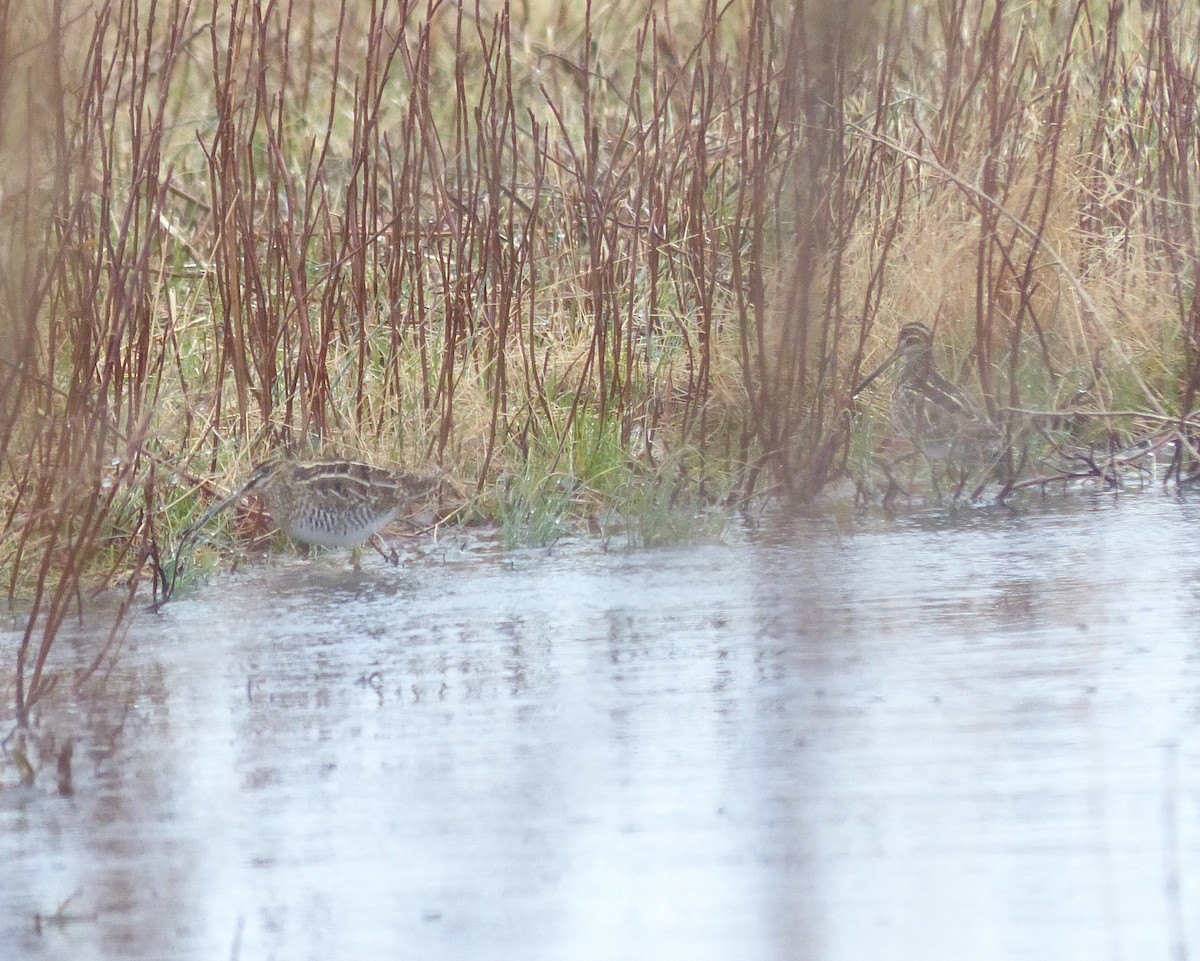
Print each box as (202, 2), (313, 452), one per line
(2, 0), (1200, 731)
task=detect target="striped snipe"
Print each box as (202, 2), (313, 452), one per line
(180, 458), (441, 558)
(856, 322), (1000, 467)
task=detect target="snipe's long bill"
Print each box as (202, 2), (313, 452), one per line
(855, 322), (998, 459)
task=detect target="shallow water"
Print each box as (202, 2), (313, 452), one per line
(5, 492), (1200, 960)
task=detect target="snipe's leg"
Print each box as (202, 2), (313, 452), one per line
(368, 533), (399, 565)
(879, 455), (914, 510)
(922, 450), (944, 502)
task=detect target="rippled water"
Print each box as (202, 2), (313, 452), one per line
(4, 491), (1200, 960)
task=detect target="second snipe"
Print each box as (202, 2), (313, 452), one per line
(855, 322), (1004, 500)
(856, 322), (1001, 458)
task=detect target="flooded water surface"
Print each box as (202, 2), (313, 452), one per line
(5, 492), (1200, 960)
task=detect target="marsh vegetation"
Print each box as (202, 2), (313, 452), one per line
(3, 0), (1200, 724)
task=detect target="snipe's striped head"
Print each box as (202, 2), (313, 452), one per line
(895, 321), (935, 359)
(854, 322), (936, 396)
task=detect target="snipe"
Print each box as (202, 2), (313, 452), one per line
(180, 458), (441, 557)
(855, 323), (1001, 494)
(154, 459), (441, 605)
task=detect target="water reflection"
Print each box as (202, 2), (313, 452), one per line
(4, 493), (1200, 960)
